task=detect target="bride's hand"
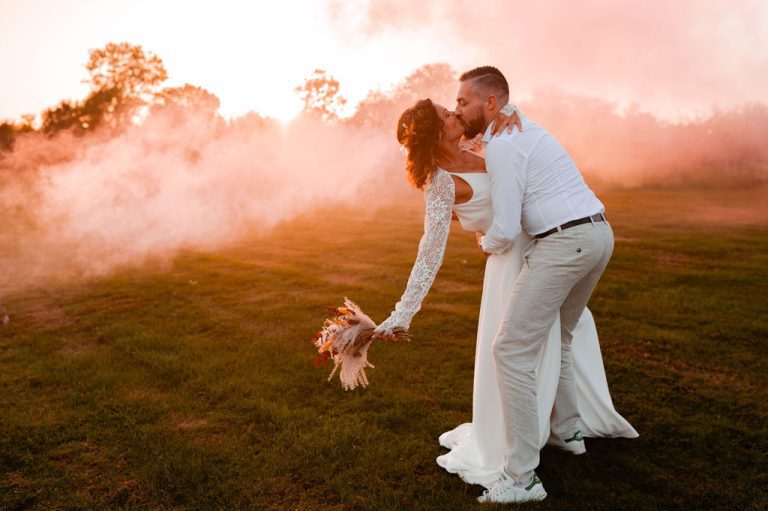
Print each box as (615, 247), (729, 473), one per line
(490, 107), (522, 136)
(372, 329), (399, 342)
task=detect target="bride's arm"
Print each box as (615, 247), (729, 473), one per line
(374, 170), (455, 335)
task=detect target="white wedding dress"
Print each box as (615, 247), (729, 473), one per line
(377, 167), (638, 489)
(437, 169), (638, 487)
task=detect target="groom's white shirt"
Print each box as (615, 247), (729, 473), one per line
(479, 114), (605, 255)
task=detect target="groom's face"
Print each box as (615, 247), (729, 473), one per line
(455, 80), (487, 138)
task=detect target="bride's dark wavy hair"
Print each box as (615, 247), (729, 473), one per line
(396, 98), (446, 190)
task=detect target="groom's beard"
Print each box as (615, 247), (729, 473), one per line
(460, 113), (486, 139)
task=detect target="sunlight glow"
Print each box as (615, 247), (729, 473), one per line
(0, 0), (431, 123)
(1, 0), (766, 123)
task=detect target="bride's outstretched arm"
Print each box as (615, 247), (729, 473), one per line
(375, 170), (455, 335)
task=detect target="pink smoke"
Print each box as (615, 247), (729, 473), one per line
(328, 0), (768, 120)
(2, 61), (767, 298)
(0, 106), (404, 295)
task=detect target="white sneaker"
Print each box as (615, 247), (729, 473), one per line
(477, 472), (547, 504)
(548, 430), (586, 455)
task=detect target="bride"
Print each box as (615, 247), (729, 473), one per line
(374, 98), (638, 489)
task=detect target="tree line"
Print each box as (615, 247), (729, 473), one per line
(2, 42), (766, 187)
(0, 41), (454, 154)
(0, 42), (224, 151)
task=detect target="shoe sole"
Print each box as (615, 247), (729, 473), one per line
(477, 489), (547, 504)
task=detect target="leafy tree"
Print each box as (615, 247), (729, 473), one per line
(83, 42), (168, 129)
(18, 114), (35, 131)
(39, 42), (168, 136)
(351, 63), (456, 128)
(0, 115), (35, 152)
(40, 87), (122, 135)
(152, 84), (221, 119)
(85, 42), (167, 101)
(0, 122), (14, 152)
(40, 99), (82, 134)
(294, 69), (347, 122)
(79, 86), (122, 129)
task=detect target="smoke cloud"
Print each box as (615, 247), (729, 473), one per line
(348, 62), (768, 188)
(2, 56), (767, 298)
(518, 90), (768, 188)
(0, 108), (404, 296)
(328, 0), (768, 120)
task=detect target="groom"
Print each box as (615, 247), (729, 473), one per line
(455, 66), (614, 504)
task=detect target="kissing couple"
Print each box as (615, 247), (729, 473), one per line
(372, 66), (638, 504)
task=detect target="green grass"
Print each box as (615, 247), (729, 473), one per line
(1, 188), (767, 510)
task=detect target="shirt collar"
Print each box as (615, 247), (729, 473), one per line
(481, 122), (494, 144)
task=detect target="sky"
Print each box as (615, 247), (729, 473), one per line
(1, 0), (767, 123)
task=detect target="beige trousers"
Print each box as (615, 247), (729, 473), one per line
(492, 220), (614, 486)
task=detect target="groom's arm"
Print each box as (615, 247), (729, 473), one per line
(480, 139), (527, 255)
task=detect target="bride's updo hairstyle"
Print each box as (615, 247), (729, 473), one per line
(396, 98), (446, 190)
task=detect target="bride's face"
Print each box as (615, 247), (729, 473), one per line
(434, 104), (464, 142)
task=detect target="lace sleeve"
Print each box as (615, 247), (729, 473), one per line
(375, 170), (455, 332)
(500, 103), (520, 117)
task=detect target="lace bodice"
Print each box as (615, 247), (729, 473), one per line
(376, 168), (491, 332)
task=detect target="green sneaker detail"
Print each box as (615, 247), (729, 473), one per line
(525, 474), (541, 491)
(565, 430), (583, 443)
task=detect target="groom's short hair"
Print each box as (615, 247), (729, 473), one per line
(459, 66), (509, 103)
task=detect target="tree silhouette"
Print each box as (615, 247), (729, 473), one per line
(351, 63), (456, 128)
(83, 42), (168, 129)
(0, 116), (33, 152)
(40, 99), (82, 134)
(40, 87), (122, 135)
(152, 84), (221, 120)
(85, 42), (167, 100)
(294, 69), (347, 122)
(38, 42), (168, 136)
(0, 122), (14, 152)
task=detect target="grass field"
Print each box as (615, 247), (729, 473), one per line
(1, 187), (767, 510)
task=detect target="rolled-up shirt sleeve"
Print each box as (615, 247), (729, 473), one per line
(480, 139), (527, 254)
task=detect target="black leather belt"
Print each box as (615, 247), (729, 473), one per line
(534, 213), (606, 239)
